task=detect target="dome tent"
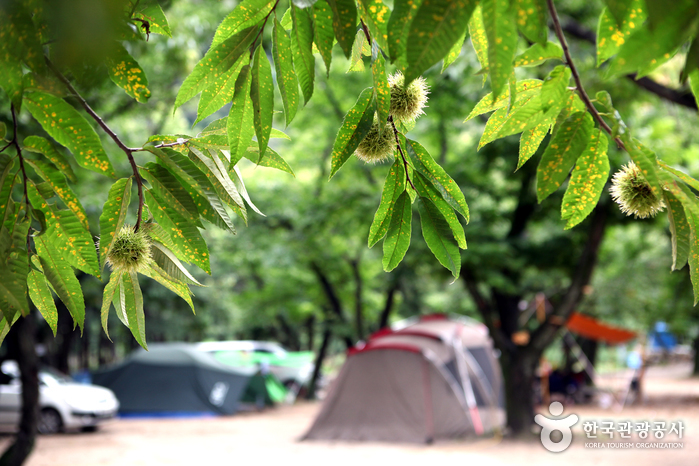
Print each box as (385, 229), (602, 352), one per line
(303, 315), (505, 443)
(92, 343), (256, 415)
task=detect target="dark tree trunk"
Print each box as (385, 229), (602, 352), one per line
(693, 334), (699, 376)
(350, 259), (364, 341)
(305, 315), (315, 352)
(578, 336), (598, 384)
(54, 303), (75, 374)
(378, 280), (399, 330)
(306, 325), (332, 400)
(501, 350), (538, 438)
(310, 262), (353, 349)
(0, 314), (39, 466)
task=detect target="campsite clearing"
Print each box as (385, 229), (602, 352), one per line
(6, 363), (699, 466)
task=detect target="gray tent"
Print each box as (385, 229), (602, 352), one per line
(303, 315), (505, 443)
(92, 344), (256, 415)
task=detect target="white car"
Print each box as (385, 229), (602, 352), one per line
(0, 361), (119, 434)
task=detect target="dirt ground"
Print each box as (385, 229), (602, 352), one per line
(5, 362), (699, 466)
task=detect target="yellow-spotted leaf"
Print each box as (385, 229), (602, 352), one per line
(358, 0), (390, 51)
(100, 269), (122, 339)
(132, 2), (172, 37)
(121, 271), (147, 349)
(513, 0), (547, 44)
(561, 130), (609, 229)
(251, 46), (274, 160)
(313, 0), (335, 75)
(468, 6), (489, 81)
(481, 0), (517, 99)
(417, 196), (461, 278)
(25, 158), (88, 230)
(414, 171), (466, 249)
(24, 92), (115, 178)
(537, 112), (594, 203)
(518, 123), (549, 170)
(290, 5), (316, 104)
(326, 0), (357, 58)
(514, 42), (563, 67)
(22, 135), (76, 182)
(28, 269), (58, 336)
(106, 43), (151, 103)
(210, 0), (275, 49)
(465, 79), (543, 121)
(273, 19), (300, 127)
(195, 57), (247, 126)
(382, 191), (412, 272)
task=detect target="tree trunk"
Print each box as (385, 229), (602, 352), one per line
(306, 325), (331, 400)
(501, 349), (537, 438)
(0, 314), (39, 466)
(305, 315), (315, 352)
(693, 334), (699, 376)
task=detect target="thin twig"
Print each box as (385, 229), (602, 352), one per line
(46, 58), (145, 231)
(360, 19), (372, 43)
(546, 0), (625, 151)
(249, 0), (280, 59)
(9, 105), (30, 214)
(389, 117), (416, 191)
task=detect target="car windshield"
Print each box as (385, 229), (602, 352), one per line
(39, 368), (72, 386)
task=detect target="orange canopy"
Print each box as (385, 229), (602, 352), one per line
(566, 312), (636, 345)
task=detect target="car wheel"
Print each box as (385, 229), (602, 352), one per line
(38, 408), (63, 435)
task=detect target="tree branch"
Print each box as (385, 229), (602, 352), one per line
(528, 202), (609, 355)
(8, 105), (30, 214)
(560, 20), (698, 111)
(389, 117), (416, 191)
(310, 261), (353, 349)
(547, 0), (625, 150)
(46, 59), (145, 230)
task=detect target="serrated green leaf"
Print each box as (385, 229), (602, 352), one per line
(561, 130), (609, 229)
(230, 165), (264, 216)
(513, 0), (547, 44)
(536, 112), (594, 203)
(477, 92), (541, 149)
(141, 262), (195, 313)
(313, 0), (335, 75)
(99, 269), (122, 340)
(175, 27), (257, 109)
(98, 178), (131, 273)
(621, 135), (662, 197)
(227, 65), (256, 168)
(24, 92), (115, 178)
(658, 162), (699, 193)
(329, 88), (375, 179)
(383, 190), (412, 272)
(106, 42), (151, 103)
(348, 30), (369, 72)
(465, 79), (543, 121)
(372, 43), (391, 129)
(121, 271), (147, 349)
(406, 139), (469, 222)
(481, 0), (517, 99)
(369, 159), (406, 247)
(189, 146), (246, 213)
(417, 196), (461, 278)
(0, 214), (30, 320)
(141, 163), (201, 227)
(387, 0), (424, 64)
(540, 65), (571, 112)
(273, 19), (300, 127)
(210, 0), (275, 49)
(514, 42), (563, 67)
(358, 0), (390, 51)
(442, 29), (467, 72)
(326, 0), (357, 58)
(150, 241), (203, 286)
(291, 4), (316, 104)
(243, 146), (295, 176)
(468, 6), (488, 82)
(22, 135), (77, 182)
(145, 189), (211, 274)
(518, 123), (550, 170)
(251, 46), (274, 160)
(687, 208), (699, 305)
(0, 2), (44, 73)
(414, 172), (466, 249)
(195, 57), (247, 126)
(664, 190), (690, 271)
(132, 2), (172, 37)
(35, 235), (84, 332)
(145, 146), (236, 233)
(405, 0), (476, 84)
(28, 183), (100, 278)
(25, 158), (89, 230)
(28, 269), (57, 336)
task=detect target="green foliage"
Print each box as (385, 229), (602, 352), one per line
(3, 0), (699, 350)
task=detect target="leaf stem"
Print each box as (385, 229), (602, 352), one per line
(46, 58), (145, 231)
(389, 117), (416, 192)
(546, 0), (625, 150)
